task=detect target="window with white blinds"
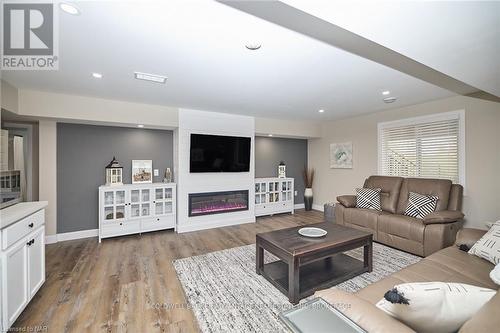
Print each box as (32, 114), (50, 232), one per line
(378, 111), (465, 185)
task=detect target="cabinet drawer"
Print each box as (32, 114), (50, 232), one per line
(141, 216), (175, 233)
(2, 210), (45, 250)
(255, 205), (273, 216)
(101, 220), (140, 238)
(279, 202), (293, 210)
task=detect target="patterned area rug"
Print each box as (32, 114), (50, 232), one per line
(173, 243), (420, 333)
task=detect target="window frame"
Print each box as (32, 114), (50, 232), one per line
(377, 110), (466, 189)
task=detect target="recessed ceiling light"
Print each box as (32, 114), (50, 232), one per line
(134, 72), (167, 84)
(382, 90), (390, 95)
(60, 2), (80, 15)
(245, 43), (262, 50)
(318, 109), (325, 113)
(92, 72), (102, 79)
(137, 124), (144, 128)
(268, 134), (273, 137)
(383, 97), (397, 104)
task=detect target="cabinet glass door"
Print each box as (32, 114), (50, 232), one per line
(131, 203), (141, 218)
(154, 187), (174, 216)
(255, 182), (267, 204)
(165, 201), (173, 214)
(268, 181), (279, 203)
(281, 181), (293, 202)
(103, 190), (126, 221)
(131, 190), (140, 203)
(141, 189), (151, 217)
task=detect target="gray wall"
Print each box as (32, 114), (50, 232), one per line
(255, 137), (308, 204)
(57, 123), (173, 233)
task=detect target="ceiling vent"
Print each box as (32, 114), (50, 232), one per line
(383, 97), (397, 103)
(134, 72), (167, 84)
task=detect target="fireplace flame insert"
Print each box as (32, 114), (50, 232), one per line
(188, 190), (249, 217)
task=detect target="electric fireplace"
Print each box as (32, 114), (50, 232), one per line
(188, 190), (249, 217)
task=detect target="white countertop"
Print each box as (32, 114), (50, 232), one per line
(0, 201), (48, 229)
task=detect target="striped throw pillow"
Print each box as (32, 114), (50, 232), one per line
(404, 192), (438, 219)
(356, 188), (382, 211)
(469, 221), (500, 265)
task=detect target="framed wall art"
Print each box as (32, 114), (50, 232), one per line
(330, 142), (353, 169)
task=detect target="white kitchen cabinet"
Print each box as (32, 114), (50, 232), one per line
(28, 227), (45, 298)
(98, 183), (176, 242)
(255, 178), (294, 217)
(3, 239), (28, 328)
(1, 205), (46, 331)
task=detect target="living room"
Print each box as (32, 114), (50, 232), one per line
(1, 1), (499, 332)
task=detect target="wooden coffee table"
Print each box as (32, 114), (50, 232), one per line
(256, 222), (372, 304)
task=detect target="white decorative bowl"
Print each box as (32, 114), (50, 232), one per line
(298, 227), (327, 238)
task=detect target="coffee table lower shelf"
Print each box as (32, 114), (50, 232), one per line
(260, 254), (368, 302)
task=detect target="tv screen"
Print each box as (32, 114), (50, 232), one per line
(190, 134), (251, 173)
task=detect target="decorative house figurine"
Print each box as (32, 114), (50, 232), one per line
(278, 161), (286, 178)
(105, 156), (123, 186)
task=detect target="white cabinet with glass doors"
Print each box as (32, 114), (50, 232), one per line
(255, 177), (294, 217)
(98, 183), (176, 242)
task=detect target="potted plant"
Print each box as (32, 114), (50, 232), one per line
(303, 167), (315, 211)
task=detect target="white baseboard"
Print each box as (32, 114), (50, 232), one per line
(294, 203), (305, 209)
(312, 204), (324, 212)
(177, 216), (256, 233)
(45, 228), (98, 244)
(45, 234), (57, 244)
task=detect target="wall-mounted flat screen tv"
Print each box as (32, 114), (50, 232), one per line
(190, 134), (251, 173)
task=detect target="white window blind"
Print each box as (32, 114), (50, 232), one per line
(378, 111), (464, 184)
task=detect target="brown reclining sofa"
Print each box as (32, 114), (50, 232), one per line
(316, 228), (500, 332)
(335, 176), (464, 257)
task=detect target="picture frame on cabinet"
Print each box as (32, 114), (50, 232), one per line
(132, 160), (153, 184)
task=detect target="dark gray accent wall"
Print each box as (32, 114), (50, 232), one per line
(57, 123), (173, 233)
(255, 137), (307, 204)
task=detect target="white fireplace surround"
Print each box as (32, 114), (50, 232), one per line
(175, 109), (256, 233)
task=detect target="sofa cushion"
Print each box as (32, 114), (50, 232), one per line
(378, 214), (425, 243)
(344, 208), (388, 232)
(425, 246), (497, 289)
(397, 178), (452, 214)
(356, 187), (382, 210)
(363, 176), (404, 214)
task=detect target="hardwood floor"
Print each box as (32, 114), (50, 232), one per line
(13, 210), (324, 333)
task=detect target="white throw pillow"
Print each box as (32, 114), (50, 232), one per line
(376, 282), (496, 333)
(469, 220), (500, 265)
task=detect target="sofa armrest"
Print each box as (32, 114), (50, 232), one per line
(423, 210), (464, 224)
(315, 289), (416, 333)
(337, 195), (357, 208)
(454, 228), (487, 248)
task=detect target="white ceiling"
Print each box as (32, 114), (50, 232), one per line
(4, 0), (493, 121)
(285, 0), (500, 97)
